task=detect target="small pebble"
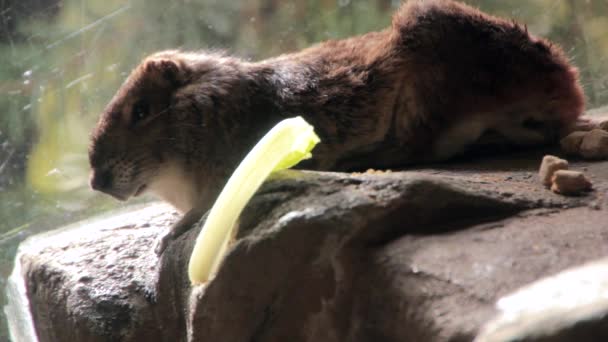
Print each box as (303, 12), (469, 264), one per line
(580, 129), (608, 159)
(550, 170), (592, 196)
(560, 131), (586, 155)
(538, 155), (568, 187)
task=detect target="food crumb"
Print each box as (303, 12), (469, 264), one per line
(538, 155), (568, 187)
(550, 170), (592, 196)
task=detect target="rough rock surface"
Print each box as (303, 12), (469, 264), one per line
(16, 150), (608, 342)
(476, 257), (608, 342)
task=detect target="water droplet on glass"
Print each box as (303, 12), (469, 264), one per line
(46, 168), (61, 177)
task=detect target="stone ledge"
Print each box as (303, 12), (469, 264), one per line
(11, 154), (608, 342)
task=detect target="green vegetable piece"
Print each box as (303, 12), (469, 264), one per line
(188, 116), (320, 284)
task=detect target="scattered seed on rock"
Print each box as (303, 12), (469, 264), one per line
(550, 170), (592, 196)
(365, 168), (391, 174)
(538, 155), (569, 187)
(580, 129), (608, 159)
(560, 131), (587, 155)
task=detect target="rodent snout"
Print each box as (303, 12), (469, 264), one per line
(89, 169), (113, 192)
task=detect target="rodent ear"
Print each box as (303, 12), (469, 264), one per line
(143, 58), (181, 85)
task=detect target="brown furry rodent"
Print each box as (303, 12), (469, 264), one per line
(89, 0), (589, 253)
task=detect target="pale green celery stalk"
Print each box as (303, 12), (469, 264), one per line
(188, 116), (320, 285)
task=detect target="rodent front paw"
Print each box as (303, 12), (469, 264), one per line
(154, 233), (174, 255)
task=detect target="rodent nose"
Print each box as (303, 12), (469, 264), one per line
(90, 169), (113, 192)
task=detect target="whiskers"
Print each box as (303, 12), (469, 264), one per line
(130, 154), (160, 180)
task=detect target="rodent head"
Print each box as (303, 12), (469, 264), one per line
(89, 50), (275, 212)
(89, 51), (255, 212)
(88, 52), (190, 203)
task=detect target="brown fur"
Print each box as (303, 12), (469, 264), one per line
(89, 0), (585, 252)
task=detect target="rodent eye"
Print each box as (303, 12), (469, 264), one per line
(131, 101), (149, 125)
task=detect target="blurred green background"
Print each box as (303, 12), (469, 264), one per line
(1, 0), (607, 340)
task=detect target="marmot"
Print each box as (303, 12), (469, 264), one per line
(89, 0), (590, 252)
